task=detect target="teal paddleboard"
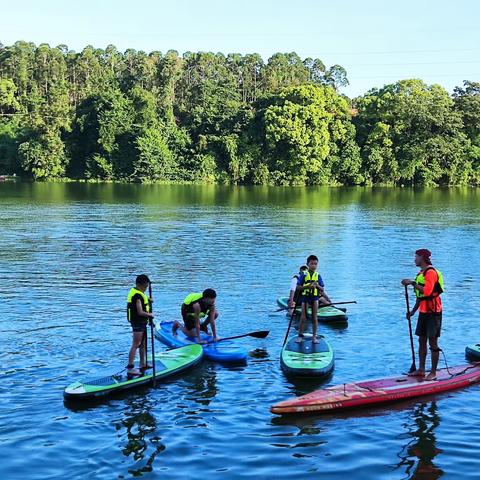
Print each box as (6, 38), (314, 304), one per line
(64, 344), (203, 401)
(281, 333), (334, 377)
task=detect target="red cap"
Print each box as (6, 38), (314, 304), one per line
(415, 249), (432, 264)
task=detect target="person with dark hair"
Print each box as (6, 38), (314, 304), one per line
(295, 255), (331, 343)
(402, 249), (445, 381)
(126, 274), (154, 375)
(288, 265), (307, 316)
(173, 289), (219, 343)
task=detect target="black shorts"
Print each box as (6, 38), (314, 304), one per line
(415, 312), (442, 338)
(131, 322), (147, 333)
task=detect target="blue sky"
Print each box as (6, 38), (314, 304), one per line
(1, 0), (479, 97)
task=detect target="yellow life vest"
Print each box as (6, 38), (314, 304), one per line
(301, 270), (320, 296)
(127, 287), (150, 322)
(183, 292), (210, 318)
(415, 267), (444, 300)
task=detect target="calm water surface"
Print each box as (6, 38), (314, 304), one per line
(1, 183), (480, 479)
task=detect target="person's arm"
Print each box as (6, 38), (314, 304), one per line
(210, 306), (218, 339)
(407, 299), (420, 319)
(136, 298), (154, 319)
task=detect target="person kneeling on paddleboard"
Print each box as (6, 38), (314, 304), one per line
(126, 274), (155, 375)
(288, 265), (307, 316)
(401, 249), (444, 381)
(173, 289), (219, 343)
(296, 255), (331, 344)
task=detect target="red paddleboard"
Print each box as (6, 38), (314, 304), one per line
(271, 363), (480, 415)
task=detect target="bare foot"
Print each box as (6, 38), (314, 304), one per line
(407, 369), (425, 377)
(139, 364), (153, 370)
(312, 336), (320, 344)
(425, 371), (437, 381)
(295, 336), (304, 343)
(127, 368), (141, 376)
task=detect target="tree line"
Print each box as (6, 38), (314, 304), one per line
(0, 41), (479, 185)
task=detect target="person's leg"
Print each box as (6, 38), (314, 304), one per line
(418, 336), (427, 373)
(312, 300), (319, 343)
(128, 331), (144, 374)
(296, 301), (307, 342)
(426, 336), (439, 380)
(139, 330), (153, 369)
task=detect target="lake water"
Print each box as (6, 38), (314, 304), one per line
(1, 182), (480, 479)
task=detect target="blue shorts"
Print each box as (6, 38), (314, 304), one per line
(302, 295), (320, 304)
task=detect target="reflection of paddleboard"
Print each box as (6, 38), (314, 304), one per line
(281, 333), (334, 377)
(272, 364), (480, 415)
(155, 321), (248, 364)
(276, 297), (348, 322)
(64, 344), (203, 401)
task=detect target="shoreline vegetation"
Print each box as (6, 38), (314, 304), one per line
(0, 41), (479, 186)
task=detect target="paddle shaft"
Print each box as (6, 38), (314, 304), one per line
(149, 283), (156, 386)
(276, 300), (356, 312)
(405, 285), (417, 372)
(205, 330), (269, 345)
(282, 293), (300, 347)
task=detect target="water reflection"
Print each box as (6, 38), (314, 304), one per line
(118, 396), (166, 477)
(394, 401), (443, 480)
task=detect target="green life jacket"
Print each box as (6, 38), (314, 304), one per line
(127, 287), (150, 322)
(183, 292), (210, 318)
(415, 267), (444, 300)
(301, 270), (320, 296)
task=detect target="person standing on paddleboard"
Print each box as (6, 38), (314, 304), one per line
(296, 255), (332, 344)
(173, 289), (219, 343)
(288, 265), (307, 316)
(402, 249), (444, 381)
(126, 274), (155, 375)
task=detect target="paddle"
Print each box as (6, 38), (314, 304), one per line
(205, 330), (269, 345)
(149, 282), (156, 387)
(275, 300), (357, 313)
(404, 285), (416, 373)
(282, 294), (300, 347)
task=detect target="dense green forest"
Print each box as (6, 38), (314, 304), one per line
(0, 41), (479, 185)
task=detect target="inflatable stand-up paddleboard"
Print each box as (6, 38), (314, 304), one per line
(155, 321), (248, 364)
(271, 363), (480, 415)
(64, 344), (203, 401)
(281, 333), (334, 377)
(276, 297), (348, 322)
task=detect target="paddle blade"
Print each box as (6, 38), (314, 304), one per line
(249, 330), (269, 339)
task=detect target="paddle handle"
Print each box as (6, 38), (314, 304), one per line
(404, 285), (416, 372)
(149, 283), (156, 387)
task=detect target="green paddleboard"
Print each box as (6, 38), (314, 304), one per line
(277, 297), (348, 322)
(64, 344), (203, 401)
(281, 333), (334, 377)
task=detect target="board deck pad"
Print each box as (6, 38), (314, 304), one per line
(81, 358), (167, 387)
(271, 363), (480, 414)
